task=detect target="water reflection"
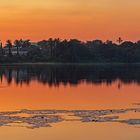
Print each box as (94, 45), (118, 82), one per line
(0, 64), (140, 87)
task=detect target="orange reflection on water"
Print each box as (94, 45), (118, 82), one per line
(0, 78), (140, 140)
(0, 79), (140, 111)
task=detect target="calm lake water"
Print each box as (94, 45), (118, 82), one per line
(0, 64), (140, 140)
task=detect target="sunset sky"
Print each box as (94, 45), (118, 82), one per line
(0, 0), (140, 42)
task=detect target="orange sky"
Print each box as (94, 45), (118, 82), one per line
(0, 0), (140, 42)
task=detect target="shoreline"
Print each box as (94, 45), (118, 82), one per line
(1, 62), (140, 66)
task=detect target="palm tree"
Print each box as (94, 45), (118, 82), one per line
(0, 40), (2, 49)
(6, 40), (13, 56)
(22, 40), (31, 48)
(48, 38), (53, 57)
(53, 38), (60, 57)
(117, 37), (123, 45)
(0, 40), (3, 55)
(14, 40), (20, 55)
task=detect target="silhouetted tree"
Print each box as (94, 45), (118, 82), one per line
(117, 37), (123, 44)
(6, 40), (13, 56)
(22, 40), (31, 48)
(1, 38), (140, 63)
(14, 40), (20, 55)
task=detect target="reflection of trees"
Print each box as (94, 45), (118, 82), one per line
(0, 65), (140, 87)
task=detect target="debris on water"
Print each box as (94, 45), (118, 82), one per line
(132, 103), (140, 106)
(82, 116), (119, 122)
(0, 108), (139, 128)
(0, 114), (62, 129)
(120, 119), (140, 125)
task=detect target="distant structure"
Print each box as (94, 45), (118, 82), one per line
(117, 37), (123, 44)
(3, 41), (39, 56)
(3, 47), (29, 56)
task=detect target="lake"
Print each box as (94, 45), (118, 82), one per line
(0, 64), (140, 140)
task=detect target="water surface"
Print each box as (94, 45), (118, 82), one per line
(0, 64), (140, 140)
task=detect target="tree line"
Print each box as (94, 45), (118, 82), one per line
(0, 38), (140, 63)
